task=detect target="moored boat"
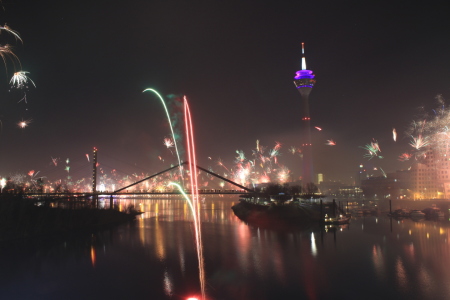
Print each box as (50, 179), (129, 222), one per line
(321, 214), (350, 225)
(388, 208), (410, 218)
(410, 209), (426, 219)
(422, 205), (444, 218)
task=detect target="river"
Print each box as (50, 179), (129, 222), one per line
(1, 195), (450, 300)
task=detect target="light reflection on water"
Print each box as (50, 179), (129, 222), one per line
(1, 196), (450, 299)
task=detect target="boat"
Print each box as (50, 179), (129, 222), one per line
(270, 194), (294, 204)
(351, 208), (363, 215)
(321, 214), (350, 225)
(409, 209), (426, 219)
(388, 208), (410, 218)
(232, 197), (322, 226)
(422, 205), (444, 218)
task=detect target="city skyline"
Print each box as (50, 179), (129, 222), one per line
(1, 1), (450, 186)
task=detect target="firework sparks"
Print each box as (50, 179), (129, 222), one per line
(315, 126), (322, 131)
(235, 150), (245, 162)
(163, 137), (175, 155)
(217, 158), (230, 172)
(183, 96), (206, 300)
(51, 157), (58, 166)
(143, 89), (183, 182)
(0, 44), (20, 68)
(398, 152), (413, 162)
(0, 24), (22, 72)
(274, 141), (282, 150)
(326, 139), (336, 146)
(392, 128), (397, 142)
(163, 137), (174, 149)
(17, 119), (31, 129)
(288, 146), (297, 154)
(409, 134), (429, 150)
(0, 24), (23, 43)
(277, 165), (290, 182)
(269, 148), (280, 158)
(360, 139), (383, 160)
(379, 167), (387, 178)
(10, 71), (36, 89)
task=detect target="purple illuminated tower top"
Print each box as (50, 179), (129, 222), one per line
(293, 43), (316, 186)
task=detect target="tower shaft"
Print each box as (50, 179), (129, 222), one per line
(293, 45), (316, 186)
(299, 88), (313, 185)
(92, 147), (98, 193)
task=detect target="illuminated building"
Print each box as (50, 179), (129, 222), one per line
(361, 170), (412, 200)
(317, 173), (323, 184)
(293, 43), (316, 185)
(410, 144), (450, 199)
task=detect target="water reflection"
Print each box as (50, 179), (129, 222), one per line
(1, 196), (450, 299)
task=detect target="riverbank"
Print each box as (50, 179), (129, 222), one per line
(0, 197), (140, 242)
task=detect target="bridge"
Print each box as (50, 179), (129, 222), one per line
(112, 162), (254, 194)
(21, 160), (255, 199)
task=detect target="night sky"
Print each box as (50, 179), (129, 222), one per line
(1, 1), (450, 185)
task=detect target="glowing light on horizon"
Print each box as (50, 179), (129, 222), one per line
(311, 232), (317, 257)
(90, 245), (96, 267)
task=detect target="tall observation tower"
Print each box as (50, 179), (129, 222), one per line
(293, 43), (316, 186)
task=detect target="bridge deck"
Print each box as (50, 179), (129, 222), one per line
(22, 191), (249, 197)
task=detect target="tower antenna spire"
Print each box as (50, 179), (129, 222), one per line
(301, 42), (306, 70)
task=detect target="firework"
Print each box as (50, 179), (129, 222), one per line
(274, 141), (282, 150)
(360, 139), (383, 160)
(235, 150), (245, 162)
(403, 95), (450, 165)
(163, 137), (174, 149)
(183, 96), (206, 300)
(379, 167), (387, 178)
(315, 126), (322, 131)
(0, 44), (20, 68)
(409, 134), (429, 150)
(51, 157), (58, 166)
(143, 89), (182, 179)
(163, 137), (175, 155)
(17, 119), (31, 129)
(288, 146), (297, 154)
(277, 165), (290, 182)
(269, 144), (281, 165)
(398, 152), (412, 162)
(326, 139), (336, 146)
(0, 24), (23, 43)
(10, 71), (35, 89)
(217, 158), (230, 172)
(392, 128), (397, 142)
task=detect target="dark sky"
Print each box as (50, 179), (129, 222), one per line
(1, 0), (450, 185)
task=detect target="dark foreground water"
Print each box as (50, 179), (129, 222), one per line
(1, 196), (450, 300)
